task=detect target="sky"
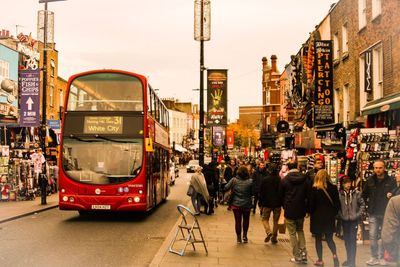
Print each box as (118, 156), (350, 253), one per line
(2, 0), (336, 121)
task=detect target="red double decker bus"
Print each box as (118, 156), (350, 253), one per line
(59, 69), (170, 214)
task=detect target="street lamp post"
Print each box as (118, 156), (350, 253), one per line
(38, 0), (66, 204)
(194, 0), (210, 167)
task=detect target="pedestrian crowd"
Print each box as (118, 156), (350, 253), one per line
(186, 156), (400, 267)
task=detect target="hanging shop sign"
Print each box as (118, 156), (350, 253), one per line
(314, 40), (334, 126)
(364, 50), (373, 93)
(207, 69), (228, 126)
(47, 119), (61, 129)
(19, 69), (40, 127)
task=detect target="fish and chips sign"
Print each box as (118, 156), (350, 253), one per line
(314, 41), (334, 126)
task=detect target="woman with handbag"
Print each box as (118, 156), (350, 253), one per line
(309, 169), (341, 267)
(224, 166), (254, 244)
(189, 166), (209, 215)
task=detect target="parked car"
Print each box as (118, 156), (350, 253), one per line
(186, 160), (200, 173)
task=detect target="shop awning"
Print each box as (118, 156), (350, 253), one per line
(173, 144), (188, 153)
(361, 92), (400, 116)
(315, 123), (343, 132)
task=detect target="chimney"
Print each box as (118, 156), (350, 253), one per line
(271, 55), (278, 73)
(262, 57), (269, 72)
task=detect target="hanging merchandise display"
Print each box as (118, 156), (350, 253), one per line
(0, 126), (60, 201)
(0, 146), (10, 201)
(358, 128), (399, 188)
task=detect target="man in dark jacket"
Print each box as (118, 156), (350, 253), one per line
(224, 159), (237, 184)
(362, 159), (396, 266)
(281, 160), (309, 263)
(203, 162), (219, 214)
(252, 161), (267, 214)
(305, 157), (324, 184)
(259, 163), (281, 243)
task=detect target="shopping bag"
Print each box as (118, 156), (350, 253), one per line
(278, 209), (286, 234)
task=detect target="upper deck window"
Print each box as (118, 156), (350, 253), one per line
(67, 72), (143, 112)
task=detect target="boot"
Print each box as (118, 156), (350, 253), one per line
(236, 235), (242, 243)
(333, 255), (339, 267)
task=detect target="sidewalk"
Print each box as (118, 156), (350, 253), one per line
(150, 204), (373, 267)
(0, 193), (59, 223)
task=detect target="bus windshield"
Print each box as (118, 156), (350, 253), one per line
(67, 72), (143, 112)
(62, 136), (143, 185)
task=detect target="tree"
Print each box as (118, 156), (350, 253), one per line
(227, 122), (260, 149)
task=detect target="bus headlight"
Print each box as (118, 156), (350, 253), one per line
(138, 190), (143, 194)
(127, 197), (133, 203)
(61, 189), (65, 193)
(69, 197), (75, 203)
(124, 187), (129, 193)
(134, 197), (140, 203)
(62, 196), (68, 202)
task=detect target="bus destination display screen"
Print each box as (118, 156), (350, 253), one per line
(84, 116), (123, 134)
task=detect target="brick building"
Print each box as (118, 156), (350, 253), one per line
(330, 0), (400, 129)
(238, 105), (263, 128)
(262, 55), (281, 132)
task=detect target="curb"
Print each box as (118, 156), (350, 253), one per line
(0, 204), (59, 224)
(149, 200), (192, 267)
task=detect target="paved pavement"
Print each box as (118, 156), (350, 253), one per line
(150, 203), (376, 267)
(0, 193), (59, 223)
(0, 194), (392, 267)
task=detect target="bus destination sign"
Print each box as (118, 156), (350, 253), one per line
(84, 116), (123, 134)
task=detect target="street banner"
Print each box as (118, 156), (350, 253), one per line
(314, 41), (334, 126)
(19, 69), (40, 127)
(207, 69), (228, 126)
(212, 126), (224, 147)
(226, 129), (234, 149)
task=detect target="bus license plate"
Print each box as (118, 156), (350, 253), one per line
(91, 205), (111, 210)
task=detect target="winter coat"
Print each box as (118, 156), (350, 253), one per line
(339, 189), (365, 221)
(362, 172), (396, 216)
(259, 174), (282, 208)
(281, 169), (308, 220)
(305, 168), (318, 184)
(203, 164), (219, 197)
(252, 167), (268, 195)
(309, 182), (340, 234)
(382, 195), (400, 264)
(190, 172), (210, 201)
(224, 175), (254, 209)
(224, 165), (234, 183)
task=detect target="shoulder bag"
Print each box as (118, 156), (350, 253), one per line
(322, 187), (334, 206)
(224, 178), (236, 204)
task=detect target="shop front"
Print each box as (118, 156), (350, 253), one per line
(361, 92), (400, 130)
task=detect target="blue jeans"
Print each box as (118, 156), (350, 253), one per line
(342, 220), (358, 265)
(369, 215), (384, 259)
